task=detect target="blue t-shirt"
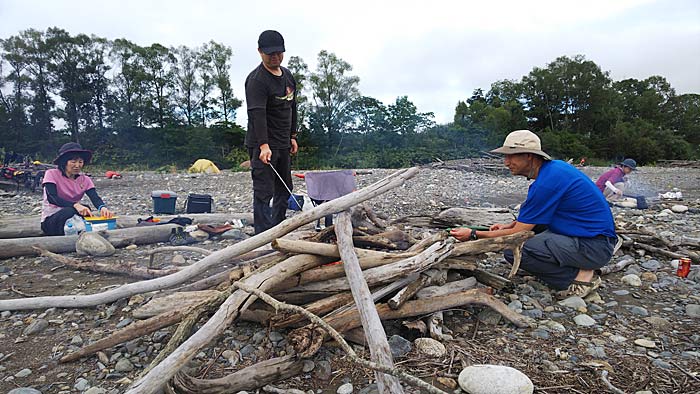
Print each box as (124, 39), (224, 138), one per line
(518, 160), (616, 238)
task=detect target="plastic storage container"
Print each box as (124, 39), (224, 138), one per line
(152, 190), (177, 214)
(83, 216), (118, 232)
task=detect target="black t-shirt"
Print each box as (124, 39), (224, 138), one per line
(244, 63), (297, 149)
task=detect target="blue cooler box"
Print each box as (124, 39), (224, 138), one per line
(152, 190), (177, 214)
(83, 216), (118, 232)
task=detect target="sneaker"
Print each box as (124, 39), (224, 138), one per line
(169, 227), (198, 246)
(557, 276), (602, 299)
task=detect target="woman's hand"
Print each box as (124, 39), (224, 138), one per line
(73, 203), (91, 216)
(100, 206), (114, 218)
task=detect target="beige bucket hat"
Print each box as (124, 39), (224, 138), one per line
(490, 130), (552, 160)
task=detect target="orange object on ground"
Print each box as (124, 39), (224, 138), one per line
(105, 171), (122, 179)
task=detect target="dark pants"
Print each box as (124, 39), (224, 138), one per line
(310, 198), (333, 227)
(41, 207), (78, 236)
(505, 230), (616, 290)
(248, 147), (292, 235)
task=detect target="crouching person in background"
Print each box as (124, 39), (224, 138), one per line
(41, 142), (113, 236)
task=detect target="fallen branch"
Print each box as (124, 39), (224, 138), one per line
(169, 355), (304, 394)
(599, 257), (636, 275)
(600, 370), (625, 394)
(335, 210), (404, 393)
(60, 309), (187, 363)
(35, 247), (180, 279)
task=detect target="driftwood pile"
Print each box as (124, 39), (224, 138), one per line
(613, 226), (700, 268)
(0, 167), (536, 394)
(656, 159), (700, 169)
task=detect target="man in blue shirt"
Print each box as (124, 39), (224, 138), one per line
(451, 130), (617, 297)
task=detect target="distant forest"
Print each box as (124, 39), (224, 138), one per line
(1, 28), (698, 169)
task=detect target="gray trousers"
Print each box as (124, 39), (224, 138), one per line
(505, 230), (616, 290)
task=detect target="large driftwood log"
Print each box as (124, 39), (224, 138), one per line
(61, 308), (188, 362)
(282, 241), (452, 294)
(169, 355), (304, 394)
(271, 291), (356, 328)
(272, 238), (415, 260)
(124, 167), (419, 394)
(0, 224), (181, 259)
(35, 247), (180, 279)
(415, 277), (477, 299)
(325, 289), (532, 333)
(0, 212), (253, 239)
(388, 269), (445, 310)
(450, 231), (533, 256)
(335, 211), (404, 393)
(0, 167), (419, 312)
(393, 207), (515, 228)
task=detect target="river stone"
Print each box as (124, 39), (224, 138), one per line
(671, 204), (688, 213)
(15, 368), (32, 378)
(114, 358), (134, 372)
(388, 335), (412, 358)
(641, 260), (662, 271)
(84, 388), (107, 394)
(414, 337), (446, 357)
(644, 316), (671, 330)
(23, 319), (48, 335)
(634, 338), (656, 348)
(686, 304), (700, 318)
(8, 389), (42, 394)
(573, 314), (596, 327)
(558, 296), (586, 309)
(74, 377), (90, 391)
(75, 232), (115, 257)
(621, 274), (642, 287)
(337, 382), (353, 394)
(458, 364), (533, 394)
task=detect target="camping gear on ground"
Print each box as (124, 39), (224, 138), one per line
(296, 170), (357, 230)
(287, 194), (304, 211)
(152, 190), (178, 214)
(169, 227), (198, 246)
(83, 216), (118, 232)
(105, 171), (122, 179)
(185, 193), (213, 213)
(623, 194), (648, 209)
(188, 159), (220, 174)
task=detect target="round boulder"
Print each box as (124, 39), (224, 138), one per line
(458, 364), (533, 394)
(414, 337), (446, 357)
(76, 232), (115, 257)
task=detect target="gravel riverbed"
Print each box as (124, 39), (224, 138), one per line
(0, 162), (699, 394)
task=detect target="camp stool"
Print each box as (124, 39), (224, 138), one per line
(297, 170), (356, 231)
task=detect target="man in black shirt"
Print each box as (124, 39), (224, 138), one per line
(245, 30), (299, 234)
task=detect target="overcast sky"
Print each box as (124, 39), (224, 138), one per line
(1, 0), (698, 126)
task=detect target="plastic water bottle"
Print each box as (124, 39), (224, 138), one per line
(63, 214), (86, 235)
(64, 218), (78, 235)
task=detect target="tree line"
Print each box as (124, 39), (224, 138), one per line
(1, 28), (697, 170)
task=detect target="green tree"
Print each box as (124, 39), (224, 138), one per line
(203, 41), (240, 124)
(307, 50), (360, 153)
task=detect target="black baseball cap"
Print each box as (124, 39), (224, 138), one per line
(258, 30), (285, 54)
